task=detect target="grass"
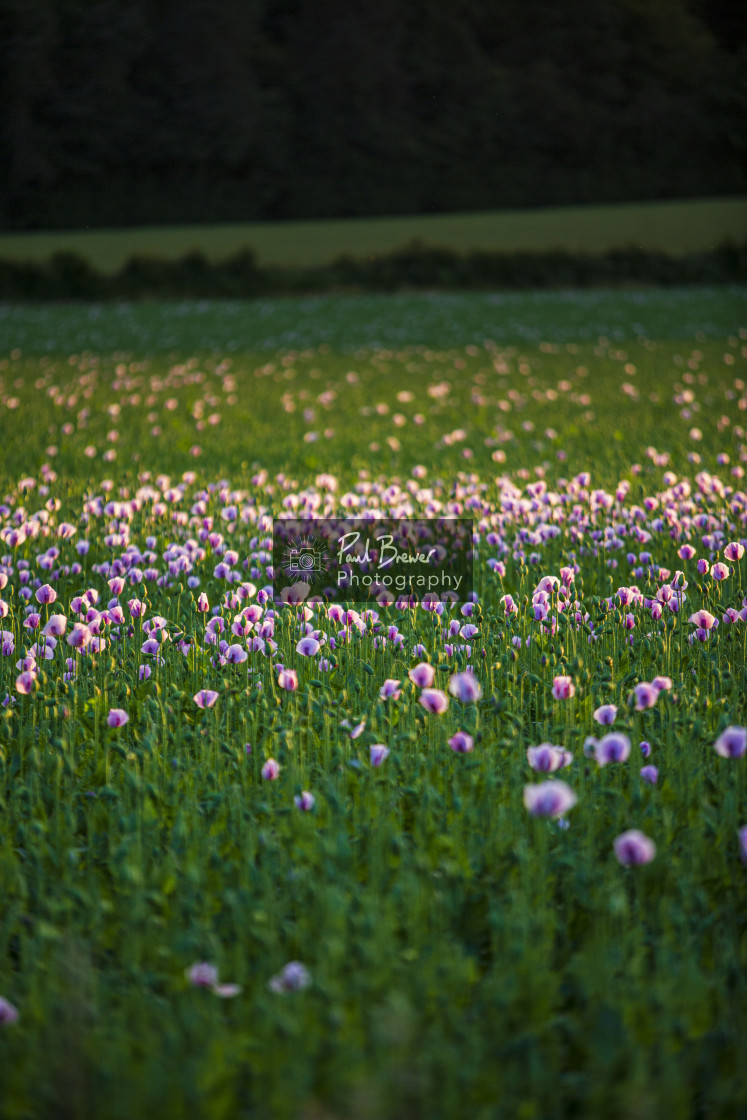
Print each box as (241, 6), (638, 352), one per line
(0, 287), (745, 1119)
(0, 197), (745, 273)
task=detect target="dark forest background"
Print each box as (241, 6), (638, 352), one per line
(1, 0), (746, 232)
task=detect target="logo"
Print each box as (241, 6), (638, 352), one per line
(282, 536), (329, 585)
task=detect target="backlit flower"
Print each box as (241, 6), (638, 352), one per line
(193, 689), (219, 709)
(419, 688), (450, 714)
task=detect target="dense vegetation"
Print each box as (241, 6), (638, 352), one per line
(1, 0), (745, 231)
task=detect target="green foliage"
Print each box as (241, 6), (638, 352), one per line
(0, 240), (744, 301)
(0, 290), (745, 1118)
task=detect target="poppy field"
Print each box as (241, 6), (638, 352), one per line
(0, 288), (746, 1119)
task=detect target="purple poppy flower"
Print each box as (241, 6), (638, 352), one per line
(35, 584), (57, 605)
(594, 733), (631, 766)
(697, 558), (710, 575)
(370, 744), (390, 767)
(448, 671), (482, 703)
(187, 962), (218, 988)
(226, 643), (248, 664)
(419, 688), (450, 715)
(738, 826), (747, 865)
(448, 731), (474, 754)
(262, 758), (280, 780)
(186, 962), (241, 998)
(724, 542), (744, 562)
(296, 636), (320, 657)
(377, 679), (401, 702)
(294, 791), (315, 811)
(688, 609), (716, 630)
(107, 708), (129, 728)
(633, 682), (658, 711)
(409, 662), (435, 688)
(593, 704), (617, 725)
(527, 744), (573, 772)
(193, 689), (219, 709)
(0, 997), (19, 1026)
(714, 726), (747, 759)
(640, 740), (652, 758)
(268, 961), (311, 993)
(15, 671), (36, 695)
(640, 765), (659, 785)
(614, 830), (656, 866)
(523, 780), (577, 818)
(711, 562), (730, 581)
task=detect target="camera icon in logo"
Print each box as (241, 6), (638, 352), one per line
(287, 547), (322, 575)
(282, 536), (329, 584)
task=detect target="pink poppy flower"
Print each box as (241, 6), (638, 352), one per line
(724, 542), (744, 562)
(379, 679), (402, 701)
(278, 669), (298, 691)
(714, 726), (747, 759)
(614, 830), (656, 866)
(523, 780), (577, 818)
(688, 610), (716, 630)
(710, 562), (730, 581)
(296, 636), (320, 657)
(368, 743), (390, 768)
(294, 791), (315, 811)
(44, 614), (67, 637)
(409, 662), (435, 688)
(107, 708), (129, 728)
(419, 688), (450, 715)
(696, 558), (709, 575)
(262, 758), (280, 780)
(448, 671), (482, 703)
(678, 544), (696, 560)
(193, 689), (219, 709)
(35, 584), (57, 605)
(652, 676), (672, 692)
(15, 671), (36, 695)
(448, 731), (474, 754)
(552, 675), (575, 700)
(196, 592), (210, 612)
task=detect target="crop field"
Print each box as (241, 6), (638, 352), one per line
(0, 196), (745, 273)
(0, 287), (746, 1119)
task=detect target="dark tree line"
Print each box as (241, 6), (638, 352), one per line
(0, 0), (745, 231)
